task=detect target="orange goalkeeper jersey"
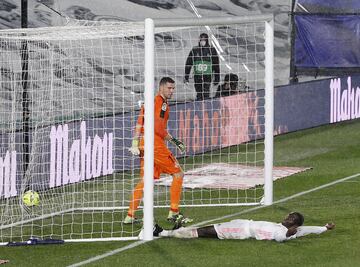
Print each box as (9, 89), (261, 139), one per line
(137, 94), (170, 154)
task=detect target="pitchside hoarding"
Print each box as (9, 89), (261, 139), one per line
(1, 75), (360, 198)
(274, 75), (360, 135)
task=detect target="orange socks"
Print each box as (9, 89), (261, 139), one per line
(127, 180), (144, 217)
(128, 175), (183, 217)
(170, 176), (183, 212)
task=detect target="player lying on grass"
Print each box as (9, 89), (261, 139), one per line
(153, 212), (335, 242)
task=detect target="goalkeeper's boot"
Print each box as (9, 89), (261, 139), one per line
(123, 215), (142, 225)
(153, 224), (164, 237)
(172, 214), (184, 230)
(167, 211), (193, 224)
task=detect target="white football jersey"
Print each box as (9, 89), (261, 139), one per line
(214, 219), (327, 242)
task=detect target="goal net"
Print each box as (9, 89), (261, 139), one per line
(0, 15), (273, 243)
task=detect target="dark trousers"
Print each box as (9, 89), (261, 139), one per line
(194, 75), (212, 100)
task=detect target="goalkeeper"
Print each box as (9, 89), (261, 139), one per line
(153, 212), (335, 242)
(125, 77), (190, 224)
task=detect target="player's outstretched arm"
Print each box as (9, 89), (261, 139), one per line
(295, 222), (335, 238)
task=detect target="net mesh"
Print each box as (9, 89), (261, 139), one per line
(0, 18), (269, 242)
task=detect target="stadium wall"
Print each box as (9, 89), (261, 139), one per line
(1, 75), (360, 197)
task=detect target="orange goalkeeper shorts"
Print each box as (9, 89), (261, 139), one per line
(140, 151), (182, 179)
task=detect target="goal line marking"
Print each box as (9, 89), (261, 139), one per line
(67, 172), (360, 267)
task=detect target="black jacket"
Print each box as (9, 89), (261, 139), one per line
(184, 45), (220, 83)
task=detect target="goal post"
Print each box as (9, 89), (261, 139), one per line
(143, 15), (274, 239)
(143, 18), (155, 241)
(0, 14), (274, 243)
(264, 18), (274, 206)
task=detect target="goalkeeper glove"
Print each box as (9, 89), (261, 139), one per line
(128, 139), (140, 156)
(170, 137), (186, 153)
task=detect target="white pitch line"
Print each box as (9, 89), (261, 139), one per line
(67, 240), (147, 267)
(67, 172), (360, 267)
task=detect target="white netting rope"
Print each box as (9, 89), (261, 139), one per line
(0, 17), (271, 242)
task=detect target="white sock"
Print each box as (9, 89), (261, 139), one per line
(159, 227), (198, 239)
(173, 227), (198, 239)
(159, 230), (171, 237)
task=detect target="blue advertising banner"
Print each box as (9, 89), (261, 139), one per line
(274, 80), (330, 133)
(295, 15), (360, 69)
(274, 75), (360, 135)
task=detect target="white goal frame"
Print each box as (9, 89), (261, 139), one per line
(0, 15), (274, 244)
(143, 15), (274, 240)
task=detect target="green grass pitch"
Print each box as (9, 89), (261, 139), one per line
(1, 119), (360, 266)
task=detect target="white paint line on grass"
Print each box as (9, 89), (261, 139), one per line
(67, 240), (147, 267)
(67, 172), (360, 267)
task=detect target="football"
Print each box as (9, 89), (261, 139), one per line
(22, 190), (40, 207)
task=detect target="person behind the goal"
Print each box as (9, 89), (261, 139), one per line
(125, 77), (191, 224)
(152, 212), (335, 242)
